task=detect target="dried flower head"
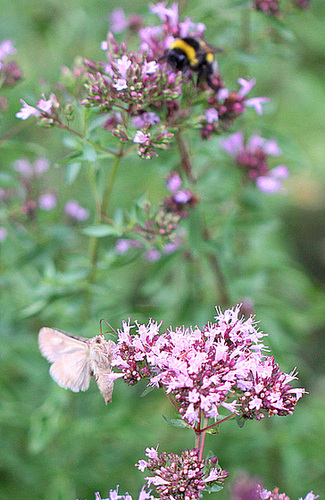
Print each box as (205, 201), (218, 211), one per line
(137, 446), (228, 499)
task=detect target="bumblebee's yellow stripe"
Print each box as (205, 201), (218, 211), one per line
(206, 52), (214, 63)
(170, 39), (198, 66)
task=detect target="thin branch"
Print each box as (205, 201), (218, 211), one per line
(201, 412), (236, 433)
(176, 130), (196, 183)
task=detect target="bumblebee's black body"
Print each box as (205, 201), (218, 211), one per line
(164, 36), (217, 87)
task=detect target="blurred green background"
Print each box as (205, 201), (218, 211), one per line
(0, 0), (324, 499)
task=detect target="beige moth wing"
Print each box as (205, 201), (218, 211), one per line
(38, 327), (91, 392)
(38, 327), (115, 403)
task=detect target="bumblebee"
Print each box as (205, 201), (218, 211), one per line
(163, 36), (220, 88)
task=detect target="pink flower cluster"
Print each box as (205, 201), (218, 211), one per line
(221, 131), (289, 193)
(138, 2), (206, 61)
(136, 446), (228, 499)
(92, 486), (153, 500)
(164, 172), (198, 217)
(230, 475), (318, 500)
(111, 306), (305, 424)
(84, 33), (182, 114)
(253, 0), (310, 16)
(261, 489), (318, 500)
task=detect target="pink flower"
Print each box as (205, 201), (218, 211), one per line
(166, 172), (182, 192)
(38, 193), (57, 211)
(173, 189), (192, 203)
(132, 112), (160, 128)
(144, 249), (161, 261)
(133, 131), (150, 144)
(145, 445), (159, 460)
(115, 238), (142, 254)
(109, 8), (128, 34)
(65, 200), (89, 221)
(13, 158), (33, 177)
(205, 108), (219, 123)
(16, 99), (40, 120)
(300, 493), (319, 500)
(245, 97), (270, 115)
(0, 226), (7, 242)
(221, 132), (288, 193)
(150, 2), (179, 27)
(141, 60), (159, 75)
(237, 77), (257, 98)
(37, 97), (53, 113)
(116, 55), (131, 79)
(0, 39), (16, 63)
(221, 131), (244, 156)
(113, 78), (128, 91)
(34, 157), (50, 174)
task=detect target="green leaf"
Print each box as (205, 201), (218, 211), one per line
(82, 145), (97, 162)
(88, 114), (110, 132)
(65, 162), (82, 185)
(82, 225), (122, 237)
(162, 415), (189, 428)
(140, 386), (155, 398)
(19, 299), (48, 318)
(235, 414), (246, 428)
(206, 484), (223, 493)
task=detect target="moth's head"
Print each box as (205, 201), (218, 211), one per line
(90, 334), (106, 346)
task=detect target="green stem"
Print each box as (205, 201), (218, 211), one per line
(202, 223), (231, 307)
(175, 131), (230, 306)
(56, 121), (116, 156)
(88, 143), (124, 280)
(241, 7), (251, 52)
(176, 130), (196, 183)
(87, 162), (101, 218)
(201, 412), (236, 433)
(100, 143), (124, 218)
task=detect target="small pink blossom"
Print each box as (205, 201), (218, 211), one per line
(116, 238), (142, 254)
(141, 60), (159, 75)
(132, 112), (160, 128)
(136, 459), (148, 472)
(166, 172), (182, 192)
(13, 158), (33, 177)
(16, 99), (40, 120)
(144, 248), (161, 261)
(173, 189), (192, 203)
(0, 40), (16, 63)
(150, 2), (179, 27)
(113, 78), (128, 91)
(109, 8), (128, 34)
(34, 157), (50, 174)
(145, 445), (159, 460)
(0, 226), (7, 242)
(205, 108), (219, 123)
(37, 96), (53, 113)
(65, 200), (89, 221)
(245, 97), (270, 115)
(38, 193), (57, 211)
(133, 131), (150, 144)
(116, 55), (131, 79)
(300, 493), (319, 500)
(238, 78), (256, 98)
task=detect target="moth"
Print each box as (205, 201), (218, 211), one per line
(38, 327), (115, 404)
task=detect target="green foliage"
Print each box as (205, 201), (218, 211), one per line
(0, 0), (325, 499)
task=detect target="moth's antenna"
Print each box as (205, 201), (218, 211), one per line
(100, 319), (117, 339)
